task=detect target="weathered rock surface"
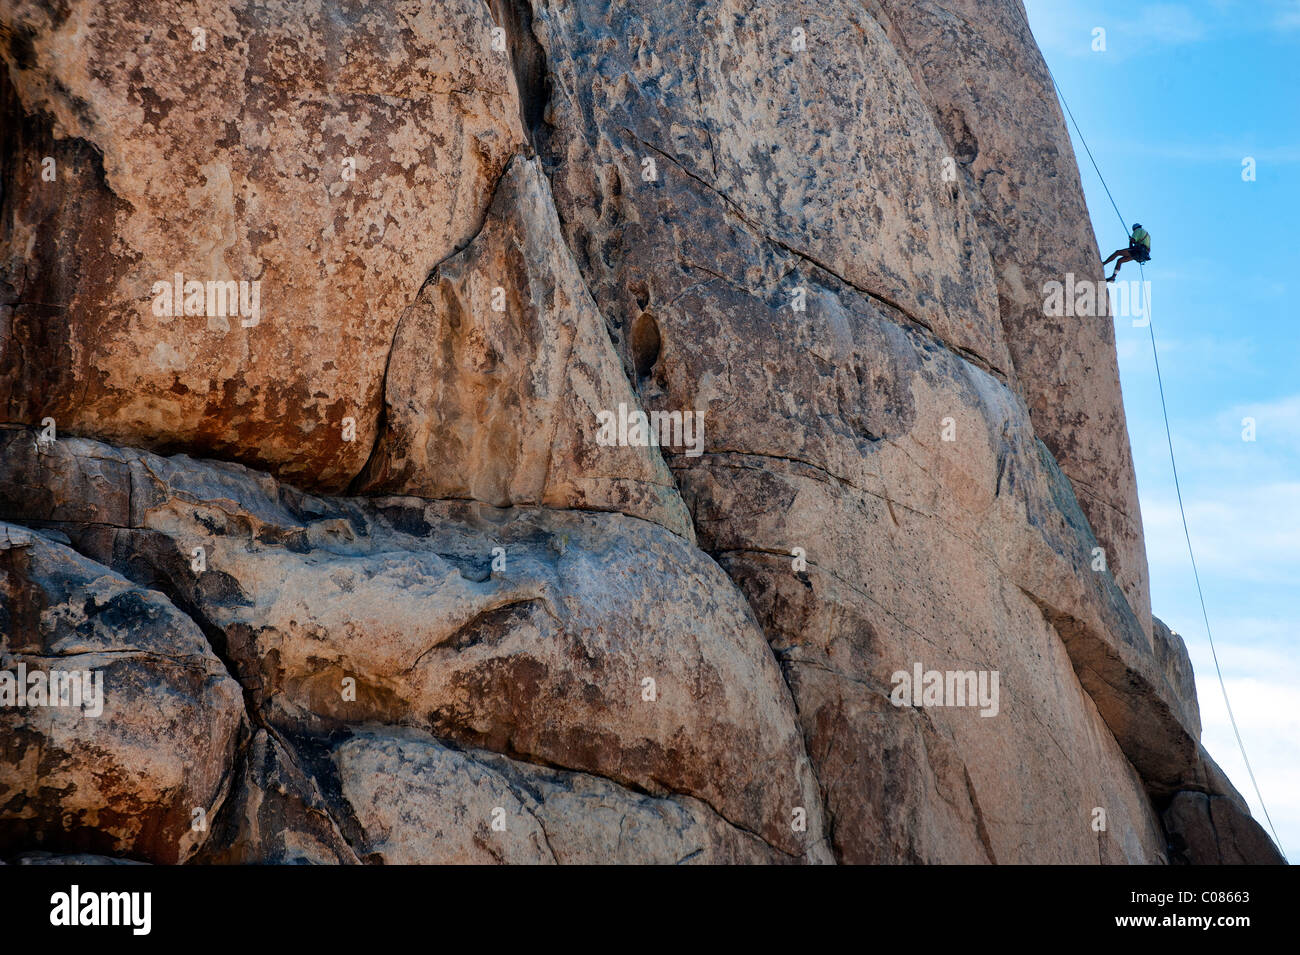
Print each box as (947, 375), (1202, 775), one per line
(356, 155), (692, 539)
(332, 727), (788, 864)
(1, 0), (525, 489)
(193, 728), (361, 865)
(533, 0), (1009, 375)
(0, 0), (1282, 865)
(9, 850), (147, 865)
(874, 0), (1153, 640)
(0, 429), (829, 861)
(1152, 615), (1201, 741)
(1164, 790), (1287, 865)
(0, 522), (244, 864)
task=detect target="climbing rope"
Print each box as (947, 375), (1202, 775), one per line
(1050, 72), (1128, 236)
(1039, 46), (1287, 858)
(1138, 264), (1285, 857)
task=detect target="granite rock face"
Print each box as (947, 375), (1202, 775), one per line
(331, 728), (789, 864)
(0, 431), (829, 862)
(1164, 790), (1287, 866)
(875, 0), (1153, 641)
(0, 0), (1281, 864)
(0, 523), (244, 864)
(1, 0), (525, 490)
(356, 155), (693, 539)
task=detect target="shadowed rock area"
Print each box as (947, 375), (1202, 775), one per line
(0, 0), (1282, 864)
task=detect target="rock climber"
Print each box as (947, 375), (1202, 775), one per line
(1102, 223), (1151, 281)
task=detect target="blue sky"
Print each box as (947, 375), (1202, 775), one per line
(1023, 0), (1298, 860)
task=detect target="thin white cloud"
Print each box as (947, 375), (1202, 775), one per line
(1026, 1), (1208, 57)
(1196, 672), (1299, 858)
(1276, 0), (1300, 29)
(1108, 142), (1300, 164)
(1141, 483), (1300, 583)
(1123, 3), (1209, 44)
(1116, 331), (1262, 382)
(1025, 0), (1300, 57)
(1228, 393), (1300, 442)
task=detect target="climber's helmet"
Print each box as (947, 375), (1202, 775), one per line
(1132, 223), (1142, 231)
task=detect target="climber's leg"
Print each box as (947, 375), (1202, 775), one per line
(1106, 250), (1134, 282)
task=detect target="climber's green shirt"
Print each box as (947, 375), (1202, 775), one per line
(1131, 227), (1151, 251)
